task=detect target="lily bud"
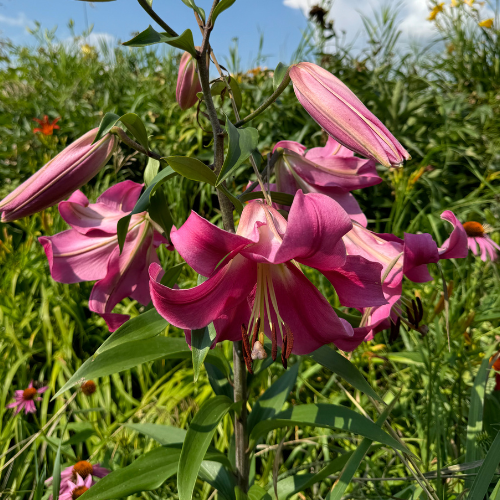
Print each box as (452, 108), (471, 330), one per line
(0, 129), (116, 222)
(176, 51), (202, 110)
(289, 62), (410, 167)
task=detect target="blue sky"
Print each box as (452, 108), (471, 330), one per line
(0, 0), (310, 69)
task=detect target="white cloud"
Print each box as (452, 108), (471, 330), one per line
(283, 0), (439, 48)
(0, 12), (33, 28)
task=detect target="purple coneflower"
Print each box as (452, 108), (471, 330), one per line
(6, 381), (48, 415)
(462, 221), (499, 261)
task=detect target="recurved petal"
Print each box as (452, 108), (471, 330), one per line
(268, 262), (357, 354)
(305, 136), (344, 159)
(149, 254), (257, 331)
(39, 230), (116, 283)
(273, 140), (307, 155)
(89, 223), (156, 331)
(322, 255), (386, 308)
(96, 180), (144, 212)
(403, 232), (439, 283)
(275, 190), (350, 270)
(170, 211), (252, 277)
(438, 210), (468, 259)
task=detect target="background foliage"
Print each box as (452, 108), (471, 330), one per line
(1, 3), (500, 498)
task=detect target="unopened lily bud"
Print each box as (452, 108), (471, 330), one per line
(176, 51), (202, 110)
(289, 62), (410, 167)
(251, 340), (267, 360)
(0, 129), (116, 222)
(81, 380), (97, 396)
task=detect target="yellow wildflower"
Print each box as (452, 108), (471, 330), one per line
(479, 18), (494, 28)
(464, 0), (474, 5)
(428, 3), (445, 20)
(451, 0), (459, 6)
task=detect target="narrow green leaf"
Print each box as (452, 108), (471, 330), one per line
(166, 156), (217, 185)
(248, 362), (299, 431)
(53, 337), (189, 398)
(80, 447), (181, 500)
(490, 477), (500, 500)
(229, 78), (243, 111)
(97, 309), (168, 354)
(270, 452), (351, 499)
(123, 26), (197, 57)
(63, 429), (95, 446)
(180, 0), (206, 22)
(119, 112), (149, 151)
(386, 352), (425, 366)
(144, 157), (160, 186)
(211, 0), (236, 23)
(465, 344), (496, 487)
(328, 395), (397, 500)
(116, 166), (177, 251)
(273, 63), (289, 92)
(249, 404), (409, 454)
(248, 485), (272, 500)
(216, 119), (259, 186)
(468, 430), (500, 500)
(199, 461), (237, 500)
(52, 433), (63, 500)
(239, 191), (294, 206)
(310, 346), (383, 403)
(33, 463), (47, 500)
(178, 396), (235, 500)
(160, 263), (185, 288)
(149, 187), (174, 236)
(162, 29), (197, 57)
(92, 112), (120, 144)
(192, 325), (217, 382)
(205, 361), (234, 399)
(219, 184), (244, 214)
(124, 423), (186, 445)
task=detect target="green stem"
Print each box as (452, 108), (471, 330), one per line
(136, 0), (178, 37)
(234, 73), (291, 128)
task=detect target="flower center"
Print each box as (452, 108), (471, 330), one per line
(73, 461), (93, 479)
(241, 264), (294, 372)
(81, 381), (96, 396)
(463, 221), (484, 237)
(23, 388), (37, 400)
(72, 486), (89, 499)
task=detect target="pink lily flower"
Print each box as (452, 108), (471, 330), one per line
(39, 181), (170, 331)
(452, 220), (500, 262)
(150, 191), (387, 368)
(46, 461), (109, 496)
(58, 474), (93, 500)
(6, 381), (48, 415)
(0, 128), (116, 222)
(273, 136), (381, 226)
(176, 51), (202, 110)
(289, 62), (410, 167)
(345, 211), (467, 340)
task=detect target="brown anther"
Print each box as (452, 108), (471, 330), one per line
(416, 297), (424, 323)
(73, 461), (93, 479)
(281, 333), (288, 370)
(411, 300), (420, 328)
(389, 316), (401, 343)
(271, 323), (278, 361)
(284, 324), (294, 359)
(252, 318), (261, 348)
(72, 486), (89, 499)
(81, 380), (96, 396)
(23, 387), (37, 400)
(406, 305), (415, 326)
(241, 324), (253, 374)
(463, 221), (484, 237)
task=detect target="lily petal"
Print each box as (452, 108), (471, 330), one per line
(403, 233), (439, 283)
(170, 211), (252, 276)
(149, 254), (257, 331)
(438, 210), (468, 259)
(276, 190), (350, 270)
(322, 255), (386, 308)
(268, 262), (357, 354)
(39, 230), (117, 283)
(96, 180), (144, 212)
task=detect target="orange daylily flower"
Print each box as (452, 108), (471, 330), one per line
(33, 115), (60, 135)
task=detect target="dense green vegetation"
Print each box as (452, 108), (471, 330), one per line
(1, 3), (500, 498)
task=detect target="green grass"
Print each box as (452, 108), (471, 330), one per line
(1, 3), (500, 498)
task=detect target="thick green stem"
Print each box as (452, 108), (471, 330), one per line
(235, 73), (291, 128)
(233, 341), (249, 492)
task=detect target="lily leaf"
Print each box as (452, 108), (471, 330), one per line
(119, 112), (149, 151)
(123, 26), (197, 57)
(165, 156), (217, 186)
(212, 0), (236, 23)
(273, 62), (290, 91)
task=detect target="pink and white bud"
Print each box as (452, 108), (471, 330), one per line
(176, 51), (202, 110)
(0, 129), (116, 222)
(289, 62), (410, 167)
